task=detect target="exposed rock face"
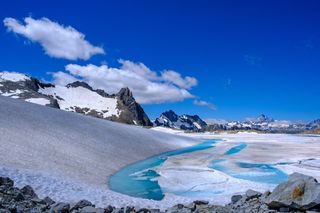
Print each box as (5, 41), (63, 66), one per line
(154, 110), (207, 131)
(0, 72), (152, 126)
(266, 173), (320, 211)
(116, 87), (152, 126)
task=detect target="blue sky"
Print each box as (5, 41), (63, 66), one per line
(1, 0), (320, 121)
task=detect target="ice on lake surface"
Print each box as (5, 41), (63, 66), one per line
(209, 160), (288, 185)
(109, 140), (217, 200)
(109, 140), (288, 200)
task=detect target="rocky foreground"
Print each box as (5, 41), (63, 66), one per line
(1, 173), (320, 213)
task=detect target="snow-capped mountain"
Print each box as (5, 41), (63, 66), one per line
(205, 114), (318, 133)
(307, 119), (320, 130)
(0, 72), (152, 126)
(154, 110), (207, 131)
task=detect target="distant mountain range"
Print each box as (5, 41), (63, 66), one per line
(154, 112), (320, 134)
(204, 114), (309, 133)
(0, 72), (151, 126)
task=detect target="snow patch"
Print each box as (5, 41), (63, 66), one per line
(1, 89), (24, 97)
(25, 98), (51, 106)
(39, 85), (120, 118)
(0, 72), (30, 82)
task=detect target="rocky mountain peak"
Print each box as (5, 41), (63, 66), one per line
(117, 87), (133, 99)
(154, 110), (207, 131)
(162, 110), (179, 122)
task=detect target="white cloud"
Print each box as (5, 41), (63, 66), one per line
(3, 17), (104, 60)
(161, 70), (197, 89)
(50, 60), (196, 104)
(193, 100), (216, 110)
(50, 71), (78, 86)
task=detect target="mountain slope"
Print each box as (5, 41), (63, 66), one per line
(0, 95), (196, 186)
(0, 72), (151, 126)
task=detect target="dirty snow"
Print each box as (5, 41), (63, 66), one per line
(39, 85), (120, 118)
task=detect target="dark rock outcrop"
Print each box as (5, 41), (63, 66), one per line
(115, 87), (152, 126)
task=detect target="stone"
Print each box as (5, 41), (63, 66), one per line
(0, 177), (13, 187)
(79, 206), (98, 213)
(231, 195), (243, 203)
(124, 206), (135, 213)
(72, 199), (93, 210)
(20, 185), (38, 199)
(193, 200), (209, 205)
(279, 207), (291, 212)
(104, 205), (115, 213)
(49, 202), (70, 213)
(245, 189), (262, 201)
(266, 173), (320, 211)
(137, 208), (151, 213)
(43, 196), (55, 206)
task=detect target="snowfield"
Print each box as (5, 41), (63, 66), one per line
(1, 96), (320, 209)
(0, 72), (30, 82)
(39, 85), (120, 118)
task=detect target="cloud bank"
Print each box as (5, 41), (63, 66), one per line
(3, 17), (104, 60)
(51, 60), (197, 104)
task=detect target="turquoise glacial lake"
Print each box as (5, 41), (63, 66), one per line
(109, 140), (217, 200)
(109, 141), (288, 200)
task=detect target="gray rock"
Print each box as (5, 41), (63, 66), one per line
(266, 173), (320, 211)
(124, 206), (135, 213)
(79, 206), (99, 213)
(50, 202), (70, 213)
(166, 204), (191, 213)
(136, 207), (152, 213)
(231, 195), (243, 203)
(245, 189), (262, 200)
(43, 196), (55, 206)
(0, 177), (13, 187)
(279, 207), (291, 212)
(104, 205), (115, 213)
(72, 199), (93, 210)
(193, 200), (209, 205)
(20, 185), (38, 199)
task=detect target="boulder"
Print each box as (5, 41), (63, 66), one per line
(231, 195), (243, 203)
(71, 199), (93, 210)
(0, 177), (13, 187)
(265, 173), (320, 211)
(20, 185), (38, 199)
(49, 202), (70, 213)
(245, 189), (262, 201)
(43, 196), (55, 206)
(79, 206), (103, 213)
